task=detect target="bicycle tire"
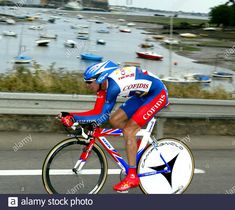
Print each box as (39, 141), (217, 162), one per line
(42, 138), (108, 194)
(138, 137), (195, 194)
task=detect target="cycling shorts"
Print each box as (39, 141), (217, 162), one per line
(120, 89), (168, 127)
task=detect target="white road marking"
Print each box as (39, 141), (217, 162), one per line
(0, 168), (205, 176)
(194, 168), (205, 174)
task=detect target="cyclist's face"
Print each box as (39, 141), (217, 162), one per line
(86, 80), (99, 91)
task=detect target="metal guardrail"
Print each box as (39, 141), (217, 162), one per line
(0, 92), (235, 119)
(1, 92), (235, 138)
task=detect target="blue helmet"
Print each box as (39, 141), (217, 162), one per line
(84, 60), (119, 84)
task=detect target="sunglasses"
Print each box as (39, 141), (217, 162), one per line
(85, 79), (96, 84)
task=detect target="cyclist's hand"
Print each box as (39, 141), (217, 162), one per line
(58, 112), (71, 118)
(61, 114), (75, 127)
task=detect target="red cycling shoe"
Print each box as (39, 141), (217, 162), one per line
(113, 174), (140, 192)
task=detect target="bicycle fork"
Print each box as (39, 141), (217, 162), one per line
(72, 139), (95, 174)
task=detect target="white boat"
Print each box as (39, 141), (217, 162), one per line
(96, 39), (106, 45)
(163, 38), (179, 45)
(71, 25), (81, 29)
(40, 33), (58, 39)
(6, 18), (16, 25)
(97, 29), (110, 33)
(64, 19), (71, 22)
(203, 27), (221, 31)
(2, 30), (17, 37)
(119, 28), (131, 33)
(64, 1), (82, 10)
(64, 40), (77, 48)
(161, 76), (197, 84)
(77, 15), (83, 19)
(180, 33), (197, 38)
(139, 43), (154, 48)
(77, 35), (89, 40)
(184, 73), (211, 83)
(152, 35), (165, 40)
(127, 22), (136, 27)
(36, 39), (50, 46)
(29, 25), (44, 30)
(118, 19), (126, 22)
(77, 30), (89, 35)
(212, 71), (233, 79)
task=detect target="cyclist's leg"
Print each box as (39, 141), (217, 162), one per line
(109, 109), (128, 129)
(131, 89), (168, 127)
(109, 95), (144, 129)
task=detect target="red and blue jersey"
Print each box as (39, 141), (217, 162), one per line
(72, 67), (168, 125)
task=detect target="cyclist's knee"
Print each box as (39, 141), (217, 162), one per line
(109, 116), (120, 128)
(123, 126), (137, 140)
(109, 115), (126, 128)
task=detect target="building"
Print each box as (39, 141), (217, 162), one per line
(81, 0), (109, 10)
(40, 0), (109, 10)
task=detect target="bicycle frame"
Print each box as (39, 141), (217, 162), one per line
(73, 117), (171, 178)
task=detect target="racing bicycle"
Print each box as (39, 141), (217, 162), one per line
(42, 117), (194, 194)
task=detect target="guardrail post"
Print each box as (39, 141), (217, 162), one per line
(156, 118), (166, 139)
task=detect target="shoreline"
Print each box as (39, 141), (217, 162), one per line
(72, 11), (235, 72)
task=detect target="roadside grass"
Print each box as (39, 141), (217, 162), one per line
(0, 65), (92, 94)
(0, 65), (232, 100)
(166, 83), (232, 100)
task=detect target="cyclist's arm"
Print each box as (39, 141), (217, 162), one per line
(72, 79), (120, 125)
(70, 90), (106, 116)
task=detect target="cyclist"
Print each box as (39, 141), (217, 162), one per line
(60, 60), (169, 192)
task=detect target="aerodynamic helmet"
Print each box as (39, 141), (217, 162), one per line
(84, 60), (119, 84)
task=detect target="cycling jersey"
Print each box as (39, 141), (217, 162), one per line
(72, 66), (168, 126)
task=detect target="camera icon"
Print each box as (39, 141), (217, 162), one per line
(8, 197), (18, 207)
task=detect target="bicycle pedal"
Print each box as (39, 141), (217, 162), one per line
(116, 190), (129, 194)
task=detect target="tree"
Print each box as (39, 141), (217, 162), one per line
(209, 5), (232, 27)
(225, 0), (235, 5)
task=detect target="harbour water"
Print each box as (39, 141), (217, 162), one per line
(0, 7), (234, 92)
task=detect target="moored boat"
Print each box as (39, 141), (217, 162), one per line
(40, 33), (58, 39)
(2, 30), (17, 37)
(36, 39), (50, 46)
(184, 73), (211, 83)
(14, 55), (32, 64)
(64, 40), (77, 48)
(80, 53), (103, 61)
(212, 71), (233, 79)
(119, 28), (131, 33)
(136, 51), (163, 60)
(77, 35), (89, 40)
(139, 43), (154, 48)
(96, 39), (106, 45)
(180, 33), (197, 38)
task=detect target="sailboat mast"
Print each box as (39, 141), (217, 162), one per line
(169, 16), (173, 77)
(18, 24), (24, 56)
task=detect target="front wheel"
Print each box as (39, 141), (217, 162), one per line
(138, 137), (194, 194)
(42, 138), (108, 194)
